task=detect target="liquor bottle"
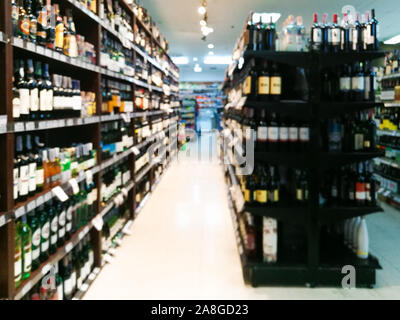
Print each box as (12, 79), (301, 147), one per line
(48, 200), (58, 255)
(16, 135), (29, 202)
(357, 217), (369, 259)
(54, 4), (64, 52)
(244, 213), (257, 259)
(263, 217), (277, 263)
(299, 122), (310, 151)
(36, 0), (47, 46)
(246, 19), (256, 51)
(27, 0), (37, 43)
(366, 161), (376, 206)
(296, 16), (306, 52)
(366, 9), (378, 51)
(351, 12), (362, 52)
(38, 205), (50, 262)
(321, 13), (329, 52)
(18, 0), (30, 40)
(35, 61), (46, 120)
(64, 199), (73, 241)
(26, 134), (37, 197)
(12, 61), (21, 121)
(270, 63), (281, 101)
(355, 162), (366, 206)
(288, 119), (299, 152)
(64, 10), (78, 58)
(57, 201), (66, 247)
(340, 13), (350, 52)
(16, 60), (30, 121)
(330, 14), (341, 53)
(269, 166), (279, 205)
(46, 1), (56, 50)
(61, 256), (73, 300)
(256, 167), (268, 206)
(28, 209), (41, 271)
(43, 64), (53, 119)
(73, 245), (83, 291)
(354, 113), (365, 151)
(26, 59), (39, 120)
(266, 17), (276, 51)
(256, 16), (264, 51)
(257, 60), (270, 101)
(17, 215), (32, 280)
(15, 227), (22, 288)
(243, 67), (257, 99)
(310, 13), (322, 51)
(279, 116), (289, 151)
(256, 109), (268, 152)
(328, 119), (342, 152)
(13, 137), (20, 202)
(330, 170), (339, 205)
(351, 62), (365, 102)
(34, 136), (44, 192)
(268, 113), (279, 152)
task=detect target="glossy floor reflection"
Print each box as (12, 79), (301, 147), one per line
(84, 133), (400, 300)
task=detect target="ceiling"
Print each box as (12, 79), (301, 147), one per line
(142, 0), (400, 82)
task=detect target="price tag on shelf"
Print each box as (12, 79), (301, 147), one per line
(121, 113), (130, 123)
(44, 192), (52, 202)
(0, 215), (6, 228)
(81, 283), (90, 292)
(26, 42), (36, 52)
(52, 186), (69, 202)
(38, 121), (47, 130)
(36, 45), (45, 55)
(26, 200), (36, 213)
(85, 170), (93, 185)
(21, 282), (32, 298)
(15, 206), (26, 219)
(76, 119), (83, 125)
(92, 215), (104, 231)
(131, 147), (140, 156)
(121, 187), (128, 198)
(45, 48), (53, 58)
(88, 273), (96, 282)
(60, 54), (67, 62)
(78, 231), (85, 240)
(66, 119), (74, 127)
(36, 196), (44, 207)
(41, 263), (51, 275)
(93, 267), (100, 275)
(69, 178), (79, 195)
(13, 37), (23, 47)
(25, 122), (35, 131)
(65, 242), (73, 253)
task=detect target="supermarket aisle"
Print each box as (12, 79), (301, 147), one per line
(84, 133), (400, 300)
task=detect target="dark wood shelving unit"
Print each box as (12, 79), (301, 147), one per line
(0, 0), (180, 300)
(222, 49), (385, 288)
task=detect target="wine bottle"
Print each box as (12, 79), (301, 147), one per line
(310, 13), (322, 51)
(330, 14), (341, 53)
(366, 9), (379, 51)
(357, 217), (369, 259)
(270, 62), (281, 101)
(28, 209), (41, 271)
(257, 60), (270, 101)
(26, 59), (39, 120)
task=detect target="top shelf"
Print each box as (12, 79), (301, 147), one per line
(243, 50), (385, 69)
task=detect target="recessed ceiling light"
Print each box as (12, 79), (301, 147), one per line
(384, 34), (400, 44)
(198, 6), (206, 15)
(193, 57), (198, 62)
(208, 44), (214, 49)
(200, 20), (207, 26)
(194, 64), (202, 72)
(171, 56), (189, 65)
(204, 56), (232, 65)
(208, 51), (214, 55)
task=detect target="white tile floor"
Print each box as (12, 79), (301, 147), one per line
(84, 133), (400, 300)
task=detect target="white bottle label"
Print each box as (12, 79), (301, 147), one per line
(299, 127), (310, 142)
(57, 284), (63, 300)
(39, 89), (47, 111)
(332, 28), (341, 45)
(28, 162), (37, 192)
(36, 168), (44, 186)
(13, 97), (21, 119)
(23, 244), (32, 272)
(257, 126), (268, 142)
(289, 127), (298, 141)
(19, 88), (30, 115)
(15, 259), (22, 279)
(19, 165), (29, 196)
(313, 28), (322, 43)
(268, 127), (279, 142)
(32, 228), (41, 246)
(340, 77), (351, 91)
(47, 89), (53, 111)
(13, 168), (19, 200)
(366, 25), (373, 44)
(352, 76), (364, 91)
(30, 88), (39, 112)
(352, 29), (358, 50)
(279, 127), (289, 142)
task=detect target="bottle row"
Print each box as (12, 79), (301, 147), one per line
(240, 214), (370, 263)
(375, 107), (400, 132)
(12, 0), (95, 61)
(20, 236), (94, 300)
(383, 50), (400, 76)
(245, 9), (379, 53)
(377, 133), (400, 150)
(101, 202), (130, 252)
(14, 184), (97, 289)
(241, 59), (377, 102)
(374, 162), (400, 180)
(14, 133), (96, 204)
(101, 120), (134, 160)
(226, 109), (377, 153)
(101, 161), (131, 204)
(13, 58), (97, 121)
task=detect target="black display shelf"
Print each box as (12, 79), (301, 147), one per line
(374, 170), (400, 185)
(319, 206), (383, 225)
(243, 50), (384, 69)
(244, 205), (308, 225)
(319, 150), (384, 168)
(255, 151), (311, 168)
(245, 100), (311, 117)
(319, 101), (384, 119)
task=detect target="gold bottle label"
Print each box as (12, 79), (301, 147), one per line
(243, 76), (251, 95)
(55, 22), (64, 49)
(274, 190), (279, 202)
(258, 76), (270, 95)
(296, 189), (303, 201)
(256, 190), (268, 203)
(270, 76), (282, 95)
(20, 18), (30, 36)
(244, 189), (250, 202)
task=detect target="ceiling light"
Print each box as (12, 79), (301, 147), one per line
(193, 57), (198, 62)
(204, 56), (232, 65)
(208, 51), (214, 55)
(200, 20), (207, 26)
(198, 6), (206, 15)
(171, 56), (189, 65)
(384, 34), (400, 44)
(194, 64), (202, 72)
(208, 44), (214, 49)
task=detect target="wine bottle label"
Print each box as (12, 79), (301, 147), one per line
(39, 89), (47, 111)
(59, 227), (65, 238)
(13, 168), (19, 200)
(299, 127), (310, 142)
(29, 162), (37, 192)
(356, 182), (366, 200)
(32, 228), (41, 247)
(66, 222), (72, 232)
(269, 190), (279, 202)
(313, 28), (322, 43)
(46, 89), (53, 111)
(262, 217), (277, 263)
(13, 96), (21, 119)
(354, 133), (364, 150)
(243, 76), (251, 95)
(279, 127), (289, 142)
(14, 256), (22, 280)
(30, 88), (39, 112)
(257, 126), (268, 142)
(64, 278), (73, 296)
(19, 88), (30, 115)
(41, 239), (49, 252)
(258, 76), (270, 95)
(35, 168), (44, 186)
(289, 127), (298, 141)
(340, 77), (351, 91)
(331, 186), (338, 198)
(364, 140), (371, 148)
(51, 216), (58, 232)
(352, 76), (364, 91)
(331, 28), (341, 45)
(366, 183), (371, 201)
(32, 247), (40, 260)
(57, 284), (63, 301)
(270, 77), (281, 95)
(364, 77), (371, 99)
(51, 233), (57, 245)
(20, 18), (30, 36)
(19, 165), (29, 196)
(256, 190), (268, 203)
(244, 189), (250, 202)
(268, 127), (279, 142)
(55, 23), (64, 49)
(23, 243), (32, 272)
(366, 25), (373, 44)
(297, 189), (303, 201)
